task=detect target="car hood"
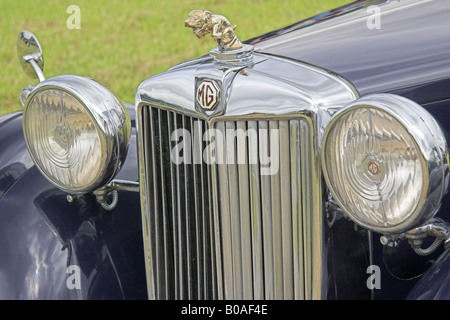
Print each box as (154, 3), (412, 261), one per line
(249, 0), (450, 104)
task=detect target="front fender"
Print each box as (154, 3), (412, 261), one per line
(0, 111), (34, 199)
(407, 247), (450, 300)
(0, 104), (146, 299)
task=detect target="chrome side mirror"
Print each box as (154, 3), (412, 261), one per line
(17, 30), (45, 82)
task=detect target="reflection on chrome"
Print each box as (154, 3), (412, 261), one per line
(136, 47), (359, 299)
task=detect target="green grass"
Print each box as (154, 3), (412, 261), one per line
(0, 0), (349, 115)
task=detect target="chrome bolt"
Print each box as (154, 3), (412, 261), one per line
(380, 236), (389, 245)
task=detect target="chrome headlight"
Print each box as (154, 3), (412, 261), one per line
(23, 75), (131, 194)
(322, 94), (449, 234)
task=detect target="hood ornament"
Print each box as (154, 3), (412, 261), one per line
(186, 10), (253, 114)
(185, 10), (243, 51)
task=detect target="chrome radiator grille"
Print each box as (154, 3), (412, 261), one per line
(138, 104), (321, 300)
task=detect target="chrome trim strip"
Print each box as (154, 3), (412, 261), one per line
(149, 108), (164, 298)
(158, 109), (171, 299)
(300, 119), (312, 299)
(140, 106), (154, 299)
(290, 120), (304, 299)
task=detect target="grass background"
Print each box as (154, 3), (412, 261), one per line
(1, 0), (349, 115)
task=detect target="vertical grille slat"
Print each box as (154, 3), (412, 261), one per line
(290, 119), (305, 299)
(226, 121), (244, 299)
(216, 121), (234, 299)
(191, 118), (204, 300)
(139, 104), (318, 300)
(141, 106), (156, 299)
(247, 120), (264, 300)
(182, 115), (196, 300)
(236, 121), (253, 300)
(300, 120), (312, 299)
(174, 113), (187, 299)
(157, 109), (172, 299)
(167, 111), (180, 299)
(269, 120), (283, 299)
(149, 107), (165, 299)
(258, 120), (274, 300)
(207, 122), (221, 300)
(279, 120), (294, 300)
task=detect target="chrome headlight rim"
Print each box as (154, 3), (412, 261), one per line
(321, 93), (449, 234)
(23, 74), (131, 194)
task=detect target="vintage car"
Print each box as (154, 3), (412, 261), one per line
(1, 0), (449, 300)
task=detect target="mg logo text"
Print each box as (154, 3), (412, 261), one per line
(197, 79), (220, 111)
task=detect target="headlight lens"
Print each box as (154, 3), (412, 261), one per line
(322, 94), (448, 234)
(23, 75), (130, 193)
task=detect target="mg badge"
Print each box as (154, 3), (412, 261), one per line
(196, 79), (220, 111)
